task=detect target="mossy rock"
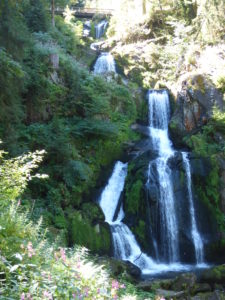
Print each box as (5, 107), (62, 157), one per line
(70, 211), (111, 254)
(200, 265), (225, 285)
(81, 202), (105, 223)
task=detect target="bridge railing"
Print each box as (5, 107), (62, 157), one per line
(55, 6), (114, 15)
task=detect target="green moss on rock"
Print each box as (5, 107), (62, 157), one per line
(70, 211), (110, 254)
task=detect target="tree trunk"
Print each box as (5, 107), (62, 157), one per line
(158, 0), (162, 10)
(51, 0), (55, 27)
(142, 0), (146, 15)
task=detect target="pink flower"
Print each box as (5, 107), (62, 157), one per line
(120, 283), (126, 289)
(27, 242), (35, 258)
(84, 287), (89, 296)
(43, 290), (53, 299)
(112, 280), (120, 290)
(21, 293), (25, 300)
(60, 248), (66, 263)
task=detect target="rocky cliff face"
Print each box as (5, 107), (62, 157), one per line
(169, 74), (224, 147)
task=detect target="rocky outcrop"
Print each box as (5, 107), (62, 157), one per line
(123, 140), (218, 262)
(137, 270), (225, 300)
(169, 74), (224, 147)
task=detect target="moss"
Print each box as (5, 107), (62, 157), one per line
(135, 220), (146, 242)
(201, 265), (225, 284)
(70, 212), (110, 254)
(126, 180), (143, 214)
(188, 74), (206, 93)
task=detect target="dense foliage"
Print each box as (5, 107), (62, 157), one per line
(0, 0), (139, 249)
(0, 149), (156, 299)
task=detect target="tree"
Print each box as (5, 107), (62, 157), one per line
(50, 0), (77, 27)
(25, 0), (47, 32)
(0, 0), (28, 59)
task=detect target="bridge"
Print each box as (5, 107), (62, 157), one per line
(55, 7), (114, 18)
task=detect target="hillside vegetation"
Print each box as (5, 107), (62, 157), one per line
(0, 0), (225, 299)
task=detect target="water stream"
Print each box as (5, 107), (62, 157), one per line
(182, 152), (205, 265)
(94, 52), (116, 74)
(98, 89), (207, 276)
(95, 20), (108, 39)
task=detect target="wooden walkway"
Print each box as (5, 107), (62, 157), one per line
(55, 7), (114, 18)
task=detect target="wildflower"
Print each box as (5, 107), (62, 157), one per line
(112, 280), (120, 290)
(27, 293), (33, 300)
(27, 242), (35, 258)
(60, 247), (66, 263)
(120, 283), (126, 289)
(84, 287), (89, 297)
(21, 293), (25, 300)
(43, 290), (53, 299)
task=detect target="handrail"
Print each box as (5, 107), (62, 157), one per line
(56, 6), (114, 14)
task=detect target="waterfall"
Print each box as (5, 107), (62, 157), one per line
(95, 20), (108, 39)
(147, 90), (179, 263)
(99, 161), (196, 275)
(99, 90), (208, 276)
(182, 152), (205, 264)
(94, 53), (116, 74)
(99, 162), (155, 274)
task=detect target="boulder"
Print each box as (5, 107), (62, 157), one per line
(136, 278), (173, 292)
(199, 265), (225, 286)
(171, 272), (197, 292)
(100, 258), (141, 281)
(155, 288), (186, 299)
(191, 291), (225, 300)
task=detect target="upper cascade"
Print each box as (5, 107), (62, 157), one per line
(93, 52), (116, 74)
(148, 90), (170, 130)
(148, 90), (173, 156)
(95, 20), (108, 39)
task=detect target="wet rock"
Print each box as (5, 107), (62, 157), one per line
(199, 265), (225, 285)
(136, 279), (172, 292)
(169, 74), (224, 147)
(171, 272), (197, 291)
(156, 288), (186, 299)
(191, 291), (225, 300)
(102, 258), (141, 281)
(131, 123), (150, 137)
(124, 260), (142, 278)
(194, 283), (212, 294)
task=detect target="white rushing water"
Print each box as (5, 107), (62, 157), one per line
(147, 90), (179, 262)
(99, 161), (203, 275)
(93, 52), (116, 74)
(95, 20), (108, 39)
(182, 152), (205, 264)
(98, 91), (208, 275)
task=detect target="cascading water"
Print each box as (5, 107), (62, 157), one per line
(99, 90), (208, 276)
(182, 152), (205, 264)
(147, 91), (179, 263)
(95, 20), (108, 39)
(99, 162), (155, 274)
(93, 52), (116, 74)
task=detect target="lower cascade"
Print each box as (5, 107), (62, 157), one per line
(99, 90), (208, 276)
(93, 52), (116, 74)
